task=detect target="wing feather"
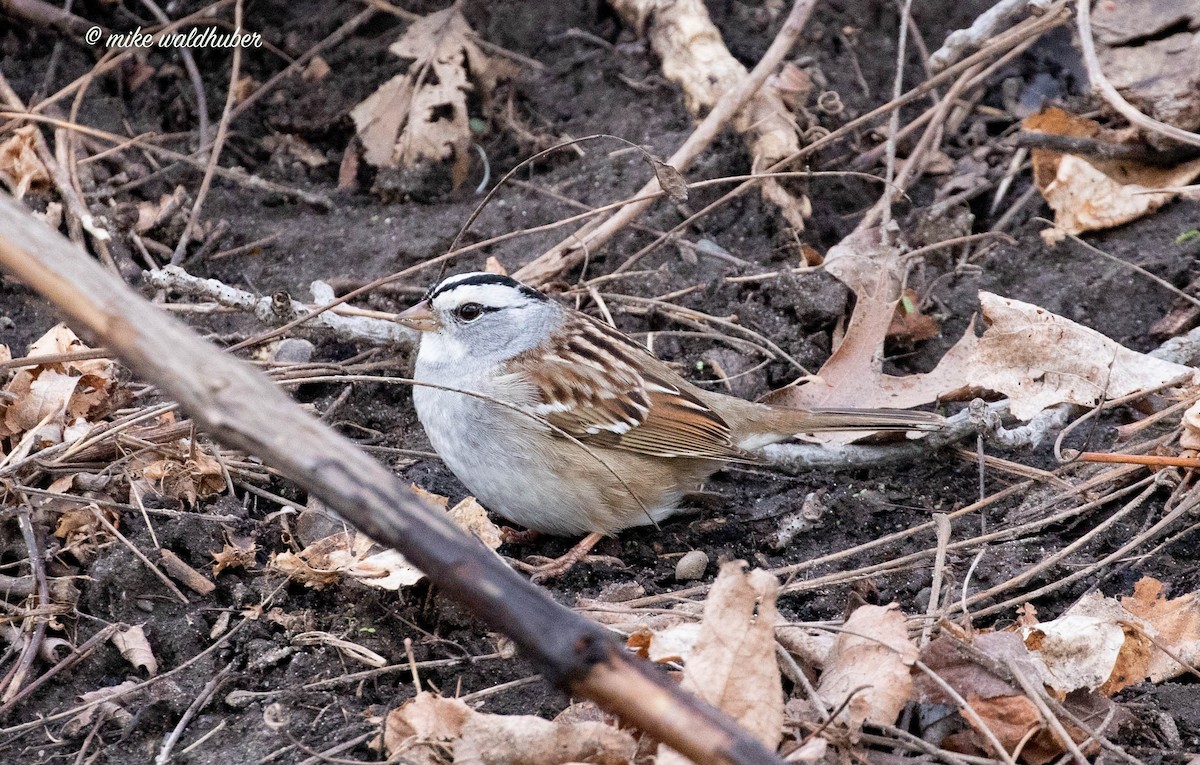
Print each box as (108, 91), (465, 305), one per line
(501, 314), (742, 460)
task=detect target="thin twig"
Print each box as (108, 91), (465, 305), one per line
(171, 0), (243, 264)
(156, 661), (235, 764)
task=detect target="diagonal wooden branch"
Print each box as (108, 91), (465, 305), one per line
(0, 193), (786, 765)
(512, 0), (816, 286)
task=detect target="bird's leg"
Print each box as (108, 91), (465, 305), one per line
(510, 532), (624, 583)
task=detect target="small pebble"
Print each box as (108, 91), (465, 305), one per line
(135, 598), (155, 613)
(675, 549), (709, 581)
(272, 337), (315, 364)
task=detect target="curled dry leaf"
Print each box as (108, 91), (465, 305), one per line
(447, 496), (503, 550)
(627, 621), (701, 663)
(53, 504), (117, 563)
(657, 562), (783, 765)
(1025, 108), (1200, 244)
(0, 125), (49, 199)
(815, 604), (917, 732)
(212, 534), (258, 575)
(775, 625), (835, 671)
(111, 624), (157, 676)
(62, 680), (140, 737)
(377, 691), (636, 765)
(650, 157), (689, 202)
(272, 530), (423, 591)
(351, 7), (515, 185)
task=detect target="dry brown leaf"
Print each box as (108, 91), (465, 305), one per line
(915, 633), (1029, 704)
(53, 505), (116, 562)
(272, 531), (423, 591)
(411, 482), (450, 510)
(658, 563), (782, 765)
(111, 624), (157, 676)
(1020, 577), (1200, 695)
(960, 693), (1044, 761)
(1023, 593), (1132, 694)
(351, 7), (514, 180)
(1025, 108), (1200, 243)
(378, 692), (473, 764)
(273, 489), (499, 590)
(212, 535), (258, 575)
(447, 496), (503, 550)
(455, 711), (636, 765)
(62, 680), (139, 737)
(774, 292), (1196, 420)
(627, 621), (701, 663)
(377, 691), (635, 765)
(914, 632), (1114, 763)
(4, 368), (79, 435)
(651, 157), (689, 202)
(1120, 576), (1200, 682)
(0, 324), (116, 447)
(141, 449), (225, 505)
(0, 126), (49, 199)
(816, 604), (917, 732)
(775, 625), (835, 671)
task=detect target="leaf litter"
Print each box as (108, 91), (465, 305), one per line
(351, 6), (516, 186)
(7, 1), (1200, 762)
(271, 487), (502, 590)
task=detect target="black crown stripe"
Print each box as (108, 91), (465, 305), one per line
(427, 273), (548, 302)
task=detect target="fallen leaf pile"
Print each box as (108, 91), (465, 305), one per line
(351, 7), (514, 186)
(0, 324), (118, 463)
(620, 570), (1199, 764)
(271, 489), (501, 590)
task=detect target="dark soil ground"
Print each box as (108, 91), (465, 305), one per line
(2, 1), (1200, 763)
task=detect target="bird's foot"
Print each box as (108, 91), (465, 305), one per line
(509, 532), (624, 583)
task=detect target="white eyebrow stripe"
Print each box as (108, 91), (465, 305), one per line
(431, 283), (530, 311)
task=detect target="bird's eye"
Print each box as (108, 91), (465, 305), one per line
(456, 303), (484, 322)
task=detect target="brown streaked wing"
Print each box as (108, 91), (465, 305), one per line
(502, 313), (742, 460)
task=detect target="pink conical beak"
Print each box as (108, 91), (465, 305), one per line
(396, 299), (439, 332)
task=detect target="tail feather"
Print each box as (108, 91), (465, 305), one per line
(780, 406), (944, 433)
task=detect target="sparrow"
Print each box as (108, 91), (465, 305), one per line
(398, 272), (941, 578)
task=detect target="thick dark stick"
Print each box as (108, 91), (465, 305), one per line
(0, 194), (785, 765)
